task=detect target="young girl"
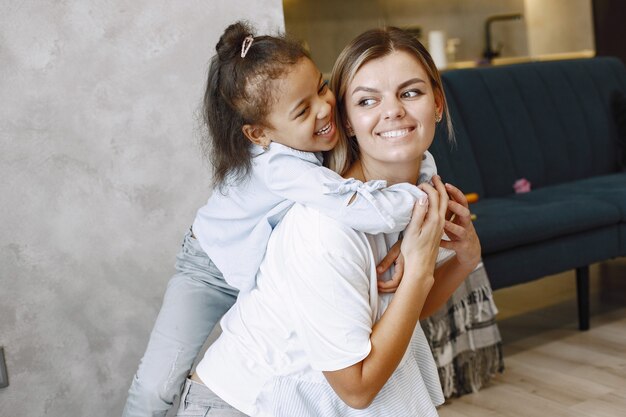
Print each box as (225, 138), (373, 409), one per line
(123, 22), (438, 417)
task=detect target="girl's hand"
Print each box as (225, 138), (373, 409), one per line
(400, 176), (448, 275)
(376, 241), (404, 293)
(441, 182), (481, 270)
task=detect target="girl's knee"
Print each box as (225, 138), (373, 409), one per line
(124, 372), (179, 415)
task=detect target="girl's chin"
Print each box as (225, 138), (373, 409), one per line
(320, 134), (339, 150)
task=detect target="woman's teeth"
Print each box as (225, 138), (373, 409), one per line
(379, 128), (410, 138)
(315, 122), (332, 135)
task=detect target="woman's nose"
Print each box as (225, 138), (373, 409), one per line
(383, 98), (405, 119)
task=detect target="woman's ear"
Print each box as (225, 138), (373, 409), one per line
(242, 124), (271, 148)
(345, 120), (355, 137)
(434, 89), (444, 119)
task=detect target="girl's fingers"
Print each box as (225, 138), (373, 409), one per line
(378, 278), (399, 290)
(377, 269), (402, 291)
(378, 284), (400, 293)
(393, 253), (405, 279)
(376, 240), (401, 276)
(378, 252), (404, 292)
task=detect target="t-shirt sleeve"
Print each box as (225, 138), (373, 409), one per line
(282, 210), (376, 371)
(265, 150), (426, 234)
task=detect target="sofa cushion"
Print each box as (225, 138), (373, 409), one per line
(472, 190), (621, 255)
(483, 225), (621, 290)
(439, 57), (626, 198)
(514, 172), (626, 220)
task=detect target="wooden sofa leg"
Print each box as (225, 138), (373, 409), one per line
(576, 266), (590, 331)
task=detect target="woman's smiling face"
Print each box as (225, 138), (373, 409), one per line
(344, 50), (442, 170)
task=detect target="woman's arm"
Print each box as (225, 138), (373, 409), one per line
(421, 182), (481, 318)
(420, 255), (475, 318)
(374, 180), (482, 306)
(322, 178), (448, 409)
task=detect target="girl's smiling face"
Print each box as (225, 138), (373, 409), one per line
(244, 57), (338, 153)
(345, 50), (442, 176)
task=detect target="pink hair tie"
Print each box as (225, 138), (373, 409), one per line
(240, 35), (254, 58)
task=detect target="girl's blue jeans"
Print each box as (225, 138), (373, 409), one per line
(122, 230), (238, 417)
(175, 378), (247, 417)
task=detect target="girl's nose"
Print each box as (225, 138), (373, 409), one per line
(317, 99), (332, 120)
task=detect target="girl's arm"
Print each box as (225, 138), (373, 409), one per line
(321, 179), (448, 409)
(264, 149), (426, 234)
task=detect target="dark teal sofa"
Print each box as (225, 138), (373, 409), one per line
(430, 57), (626, 330)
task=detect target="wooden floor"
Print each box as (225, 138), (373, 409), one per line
(438, 259), (626, 417)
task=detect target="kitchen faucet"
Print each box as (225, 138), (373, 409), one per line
(483, 13), (523, 62)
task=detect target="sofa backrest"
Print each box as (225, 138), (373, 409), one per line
(430, 57), (626, 198)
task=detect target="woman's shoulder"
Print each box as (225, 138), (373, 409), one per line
(278, 203), (372, 259)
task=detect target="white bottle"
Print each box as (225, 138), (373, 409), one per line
(428, 30), (447, 69)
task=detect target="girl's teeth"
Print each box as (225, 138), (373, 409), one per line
(316, 122), (331, 135)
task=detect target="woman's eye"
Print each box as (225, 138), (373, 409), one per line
(357, 98), (376, 107)
(318, 81), (328, 95)
(401, 89), (423, 98)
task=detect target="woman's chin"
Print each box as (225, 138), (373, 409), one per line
(377, 147), (428, 166)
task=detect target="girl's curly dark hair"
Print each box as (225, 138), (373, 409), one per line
(203, 21), (309, 191)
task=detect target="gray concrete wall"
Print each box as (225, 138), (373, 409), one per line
(0, 1), (283, 415)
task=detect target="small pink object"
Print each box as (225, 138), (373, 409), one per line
(514, 178), (531, 193)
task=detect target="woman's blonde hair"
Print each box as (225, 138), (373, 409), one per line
(326, 26), (454, 175)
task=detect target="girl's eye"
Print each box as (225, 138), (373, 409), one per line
(401, 89), (423, 98)
(295, 107), (308, 118)
(357, 98), (376, 107)
(318, 81), (329, 95)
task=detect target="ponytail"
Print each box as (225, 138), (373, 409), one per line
(201, 21), (309, 190)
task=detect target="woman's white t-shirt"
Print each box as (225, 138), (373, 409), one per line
(195, 203), (444, 417)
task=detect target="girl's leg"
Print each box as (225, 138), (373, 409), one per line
(175, 379), (248, 417)
(123, 230), (238, 417)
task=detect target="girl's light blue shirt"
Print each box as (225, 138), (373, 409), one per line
(192, 142), (436, 292)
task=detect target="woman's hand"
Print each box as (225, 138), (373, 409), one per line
(400, 175), (448, 277)
(441, 182), (481, 270)
(378, 177), (462, 292)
